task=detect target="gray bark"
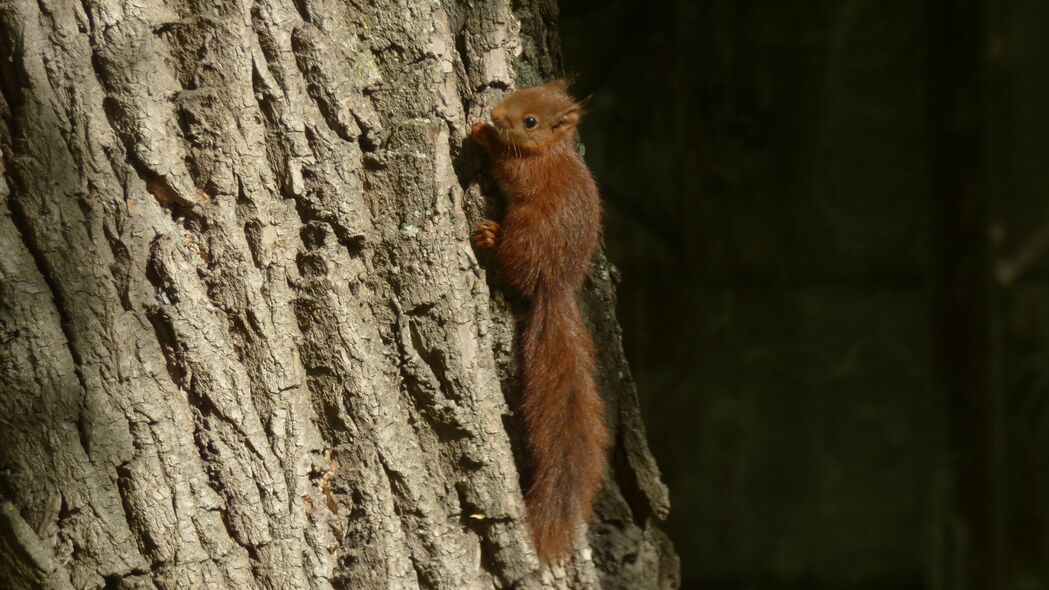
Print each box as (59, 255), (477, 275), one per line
(0, 0), (678, 588)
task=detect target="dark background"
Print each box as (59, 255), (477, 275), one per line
(558, 1), (1049, 588)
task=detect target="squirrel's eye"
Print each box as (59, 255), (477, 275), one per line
(523, 116), (538, 129)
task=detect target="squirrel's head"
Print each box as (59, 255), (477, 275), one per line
(489, 80), (581, 153)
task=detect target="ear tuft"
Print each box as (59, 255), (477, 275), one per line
(543, 79), (569, 93)
(555, 105), (580, 129)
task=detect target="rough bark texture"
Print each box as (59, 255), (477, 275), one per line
(0, 0), (679, 588)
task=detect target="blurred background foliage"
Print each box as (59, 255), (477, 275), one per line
(558, 0), (1049, 588)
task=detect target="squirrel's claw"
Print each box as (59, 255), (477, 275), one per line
(471, 122), (495, 150)
(472, 220), (499, 248)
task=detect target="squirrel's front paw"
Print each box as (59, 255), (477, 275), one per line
(471, 220), (499, 249)
(471, 122), (493, 144)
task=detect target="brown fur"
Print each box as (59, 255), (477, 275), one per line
(471, 80), (610, 562)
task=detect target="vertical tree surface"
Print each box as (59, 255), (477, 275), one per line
(0, 0), (678, 588)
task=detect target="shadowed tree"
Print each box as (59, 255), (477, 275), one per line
(0, 0), (678, 587)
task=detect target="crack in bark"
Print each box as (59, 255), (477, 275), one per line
(0, 28), (93, 420)
(392, 302), (474, 442)
(376, 457), (432, 590)
(5, 179), (94, 452)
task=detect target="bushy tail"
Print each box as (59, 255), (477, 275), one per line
(520, 289), (610, 561)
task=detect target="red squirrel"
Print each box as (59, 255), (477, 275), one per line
(470, 80), (610, 561)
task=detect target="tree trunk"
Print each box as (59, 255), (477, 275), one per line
(0, 0), (678, 588)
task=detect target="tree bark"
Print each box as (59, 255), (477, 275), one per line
(0, 0), (678, 588)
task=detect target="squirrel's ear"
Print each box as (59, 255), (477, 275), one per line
(544, 79), (569, 93)
(554, 105), (580, 129)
